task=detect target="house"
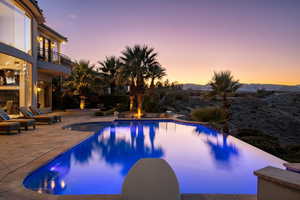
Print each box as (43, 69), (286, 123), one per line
(0, 0), (72, 114)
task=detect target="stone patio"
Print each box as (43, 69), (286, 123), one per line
(0, 111), (256, 200)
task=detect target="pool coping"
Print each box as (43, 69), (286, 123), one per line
(0, 117), (258, 200)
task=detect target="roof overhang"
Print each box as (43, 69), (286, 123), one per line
(18, 0), (45, 23)
(38, 24), (68, 43)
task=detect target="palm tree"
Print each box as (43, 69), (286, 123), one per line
(208, 71), (241, 133)
(119, 45), (160, 115)
(209, 71), (241, 111)
(98, 56), (121, 95)
(64, 60), (96, 109)
(148, 64), (166, 88)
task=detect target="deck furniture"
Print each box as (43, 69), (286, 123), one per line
(0, 121), (21, 134)
(0, 109), (36, 130)
(122, 158), (180, 200)
(29, 106), (62, 122)
(3, 100), (13, 114)
(19, 107), (56, 125)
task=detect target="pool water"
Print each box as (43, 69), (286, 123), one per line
(23, 120), (284, 195)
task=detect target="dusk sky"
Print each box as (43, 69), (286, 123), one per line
(39, 0), (300, 85)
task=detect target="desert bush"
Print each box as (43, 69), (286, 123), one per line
(285, 145), (300, 162)
(191, 107), (225, 122)
(256, 89), (274, 98)
(94, 108), (116, 116)
(104, 108), (116, 116)
(61, 93), (79, 109)
(98, 95), (129, 111)
(94, 110), (105, 116)
(143, 95), (161, 113)
(236, 129), (289, 159)
(236, 129), (300, 162)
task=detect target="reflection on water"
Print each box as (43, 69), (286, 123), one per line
(194, 125), (239, 169)
(206, 135), (239, 169)
(24, 120), (284, 195)
(94, 123), (164, 175)
(25, 154), (71, 194)
(25, 121), (164, 194)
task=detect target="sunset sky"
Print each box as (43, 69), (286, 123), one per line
(39, 0), (300, 85)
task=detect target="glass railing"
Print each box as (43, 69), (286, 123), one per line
(37, 48), (73, 67)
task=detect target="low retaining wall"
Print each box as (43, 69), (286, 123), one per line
(254, 166), (300, 200)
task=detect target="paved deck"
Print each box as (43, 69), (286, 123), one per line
(0, 111), (256, 200)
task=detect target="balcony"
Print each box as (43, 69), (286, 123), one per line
(37, 48), (73, 67)
(37, 48), (72, 75)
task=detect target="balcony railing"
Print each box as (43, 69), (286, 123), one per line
(37, 48), (73, 67)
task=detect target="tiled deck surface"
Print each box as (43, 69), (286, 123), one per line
(0, 111), (256, 200)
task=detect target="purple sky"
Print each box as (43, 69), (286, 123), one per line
(38, 0), (300, 85)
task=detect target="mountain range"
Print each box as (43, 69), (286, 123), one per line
(182, 83), (300, 92)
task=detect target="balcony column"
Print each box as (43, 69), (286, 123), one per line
(31, 19), (39, 107)
(57, 42), (62, 64)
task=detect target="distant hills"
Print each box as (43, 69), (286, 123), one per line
(182, 83), (300, 92)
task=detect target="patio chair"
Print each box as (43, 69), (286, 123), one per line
(29, 106), (62, 122)
(122, 158), (181, 200)
(0, 109), (36, 130)
(19, 107), (56, 125)
(3, 100), (13, 114)
(0, 121), (21, 134)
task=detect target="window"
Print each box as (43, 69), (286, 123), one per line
(0, 69), (20, 86)
(0, 53), (32, 114)
(0, 0), (32, 54)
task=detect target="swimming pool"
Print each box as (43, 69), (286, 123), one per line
(23, 120), (284, 195)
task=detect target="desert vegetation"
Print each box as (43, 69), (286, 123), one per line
(52, 45), (300, 162)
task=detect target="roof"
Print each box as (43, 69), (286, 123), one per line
(16, 1), (68, 42)
(18, 0), (45, 23)
(39, 24), (68, 42)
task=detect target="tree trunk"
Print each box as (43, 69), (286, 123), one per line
(129, 96), (135, 113)
(137, 93), (143, 118)
(150, 78), (155, 89)
(149, 78), (156, 100)
(222, 93), (230, 133)
(110, 82), (116, 95)
(80, 96), (86, 110)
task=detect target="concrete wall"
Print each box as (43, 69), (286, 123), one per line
(254, 166), (300, 200)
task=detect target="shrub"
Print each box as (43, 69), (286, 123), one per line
(236, 129), (286, 157)
(104, 108), (116, 116)
(94, 111), (105, 116)
(285, 145), (300, 162)
(98, 95), (129, 111)
(143, 95), (161, 113)
(94, 108), (116, 116)
(191, 107), (225, 122)
(237, 128), (269, 137)
(255, 89), (274, 98)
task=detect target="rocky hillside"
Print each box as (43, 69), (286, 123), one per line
(182, 83), (300, 92)
(229, 92), (300, 145)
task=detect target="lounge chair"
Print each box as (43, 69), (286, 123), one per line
(29, 106), (62, 122)
(0, 109), (36, 130)
(19, 107), (56, 125)
(122, 159), (181, 200)
(0, 121), (21, 134)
